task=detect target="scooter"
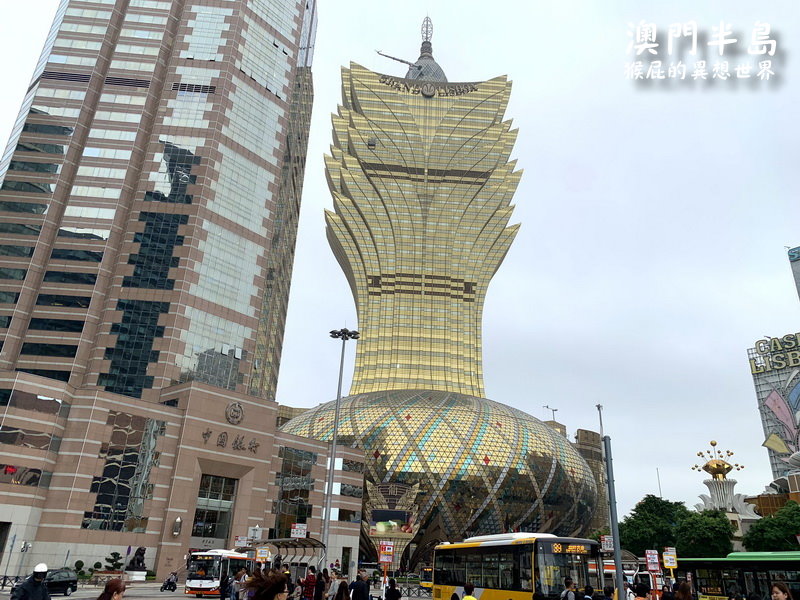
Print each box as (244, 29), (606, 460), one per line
(161, 575), (178, 592)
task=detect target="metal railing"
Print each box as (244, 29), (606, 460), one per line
(0, 575), (23, 590)
(400, 587), (432, 598)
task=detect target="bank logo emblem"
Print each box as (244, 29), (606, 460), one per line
(225, 402), (244, 425)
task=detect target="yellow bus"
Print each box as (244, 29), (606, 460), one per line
(433, 533), (601, 600)
(420, 566), (433, 589)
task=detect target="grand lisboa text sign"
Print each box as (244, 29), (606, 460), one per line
(378, 75), (479, 97)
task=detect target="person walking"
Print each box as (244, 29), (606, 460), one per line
(221, 571), (231, 600)
(314, 570), (326, 600)
(674, 582), (692, 600)
(561, 578), (576, 600)
(11, 564), (52, 600)
(350, 572), (369, 600)
(240, 570), (253, 600)
(96, 579), (126, 600)
(244, 570), (290, 600)
(634, 583), (650, 600)
(232, 569), (245, 600)
(462, 583), (477, 600)
(349, 572), (365, 594)
(385, 579), (401, 600)
(771, 582), (794, 600)
(334, 581), (351, 600)
(302, 567), (317, 600)
(291, 580), (303, 600)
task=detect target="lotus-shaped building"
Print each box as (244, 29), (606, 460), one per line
(281, 19), (597, 565)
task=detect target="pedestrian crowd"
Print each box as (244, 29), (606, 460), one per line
(8, 562), (798, 600)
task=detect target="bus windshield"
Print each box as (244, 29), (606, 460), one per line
(188, 556), (220, 580)
(536, 541), (597, 597)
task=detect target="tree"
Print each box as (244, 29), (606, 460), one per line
(74, 561), (85, 577)
(105, 552), (124, 571)
(675, 510), (734, 557)
(618, 495), (691, 556)
(93, 562), (102, 571)
(588, 527), (610, 543)
(743, 500), (800, 551)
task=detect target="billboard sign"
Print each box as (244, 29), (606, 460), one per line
(368, 509), (413, 538)
(748, 333), (800, 479)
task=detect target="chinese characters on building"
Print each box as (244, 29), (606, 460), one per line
(201, 428), (260, 454)
(625, 21), (777, 82)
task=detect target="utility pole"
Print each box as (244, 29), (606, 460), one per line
(597, 405), (624, 599)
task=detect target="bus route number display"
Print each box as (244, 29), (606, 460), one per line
(551, 543), (589, 555)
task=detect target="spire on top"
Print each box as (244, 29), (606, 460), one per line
(421, 16), (433, 42)
(406, 17), (447, 82)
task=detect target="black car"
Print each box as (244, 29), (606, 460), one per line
(46, 568), (78, 596)
(12, 569), (78, 597)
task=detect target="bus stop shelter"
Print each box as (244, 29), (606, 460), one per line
(261, 538), (326, 581)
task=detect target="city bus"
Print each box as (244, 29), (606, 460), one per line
(185, 549), (254, 597)
(675, 552), (800, 600)
(433, 533), (601, 600)
(420, 565), (433, 589)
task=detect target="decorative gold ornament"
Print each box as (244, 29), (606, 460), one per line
(691, 440), (744, 480)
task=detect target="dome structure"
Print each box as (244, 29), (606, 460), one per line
(281, 390), (597, 558)
(405, 41), (447, 82)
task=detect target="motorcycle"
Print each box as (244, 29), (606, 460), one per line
(161, 576), (178, 592)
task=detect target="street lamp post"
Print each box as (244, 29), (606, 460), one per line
(597, 404), (624, 599)
(320, 328), (359, 569)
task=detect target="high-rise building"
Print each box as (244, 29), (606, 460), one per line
(0, 0), (363, 577)
(283, 19), (598, 568)
(748, 246), (800, 480)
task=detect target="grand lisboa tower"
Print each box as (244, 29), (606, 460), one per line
(281, 19), (598, 566)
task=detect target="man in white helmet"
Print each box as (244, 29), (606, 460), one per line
(11, 563), (51, 600)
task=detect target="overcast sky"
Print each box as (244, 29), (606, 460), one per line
(1, 1), (799, 520)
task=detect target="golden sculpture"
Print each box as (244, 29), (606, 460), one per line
(691, 440), (744, 481)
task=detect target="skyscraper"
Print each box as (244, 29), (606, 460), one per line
(749, 246), (800, 480)
(790, 245), (800, 302)
(0, 0), (314, 402)
(0, 0), (345, 576)
(283, 19), (598, 567)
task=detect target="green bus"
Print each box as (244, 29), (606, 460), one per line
(676, 552), (800, 600)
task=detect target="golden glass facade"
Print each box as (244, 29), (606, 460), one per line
(325, 64), (521, 397)
(283, 390), (597, 547)
(284, 40), (599, 558)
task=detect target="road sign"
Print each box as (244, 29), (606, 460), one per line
(256, 547), (271, 562)
(645, 549), (660, 572)
(290, 523), (308, 539)
(663, 547), (678, 568)
(600, 535), (614, 553)
(379, 541), (394, 564)
(234, 536), (251, 546)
